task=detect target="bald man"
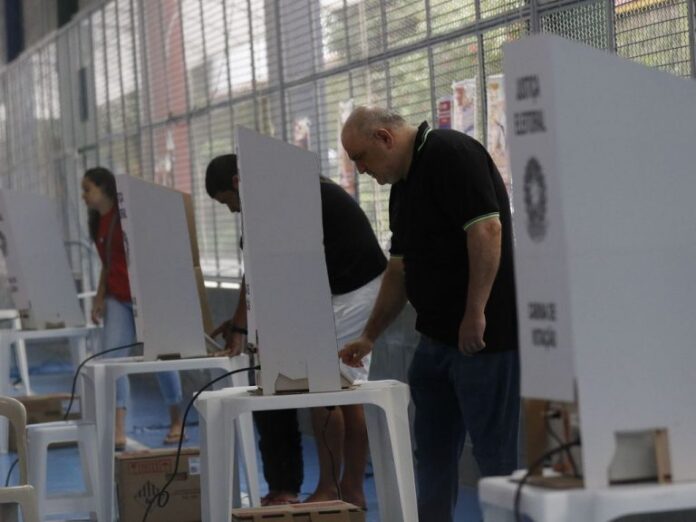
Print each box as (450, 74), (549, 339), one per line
(339, 107), (520, 522)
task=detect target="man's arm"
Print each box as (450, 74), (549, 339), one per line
(211, 275), (248, 355)
(459, 216), (501, 355)
(339, 257), (408, 367)
(231, 275), (247, 329)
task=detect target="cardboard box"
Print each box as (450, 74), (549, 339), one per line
(183, 193), (215, 336)
(9, 393), (80, 452)
(182, 193), (201, 267)
(194, 267), (214, 335)
(116, 448), (201, 522)
(231, 501), (365, 522)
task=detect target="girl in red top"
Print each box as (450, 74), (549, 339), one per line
(82, 167), (185, 450)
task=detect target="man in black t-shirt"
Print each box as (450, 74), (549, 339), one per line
(339, 107), (520, 522)
(205, 154), (386, 508)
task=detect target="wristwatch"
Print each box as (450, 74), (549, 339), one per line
(228, 322), (248, 335)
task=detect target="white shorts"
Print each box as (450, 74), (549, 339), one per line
(332, 274), (382, 383)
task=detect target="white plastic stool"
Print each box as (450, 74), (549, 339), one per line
(0, 396), (40, 522)
(479, 473), (696, 521)
(195, 379), (417, 522)
(0, 326), (96, 454)
(0, 326), (95, 396)
(0, 310), (30, 395)
(27, 421), (100, 521)
(80, 354), (258, 522)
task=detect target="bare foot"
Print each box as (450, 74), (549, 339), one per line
(115, 435), (127, 451)
(261, 490), (299, 506)
(342, 495), (366, 510)
(339, 487), (366, 510)
(304, 489), (339, 503)
(163, 427), (187, 445)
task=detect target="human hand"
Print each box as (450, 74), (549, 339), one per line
(91, 296), (105, 325)
(338, 336), (374, 367)
(211, 320), (246, 356)
(219, 332), (245, 357)
(458, 311), (486, 356)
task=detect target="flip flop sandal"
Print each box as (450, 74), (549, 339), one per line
(163, 432), (188, 445)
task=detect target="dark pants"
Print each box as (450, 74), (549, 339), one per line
(254, 409), (304, 494)
(408, 335), (520, 522)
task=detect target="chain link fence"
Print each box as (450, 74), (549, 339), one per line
(0, 0), (693, 286)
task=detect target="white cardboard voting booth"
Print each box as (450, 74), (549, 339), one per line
(235, 126), (342, 395)
(0, 190), (84, 329)
(504, 34), (696, 488)
(116, 175), (206, 360)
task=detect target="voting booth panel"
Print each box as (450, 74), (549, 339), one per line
(116, 176), (206, 361)
(0, 190), (84, 329)
(504, 35), (696, 487)
(235, 126), (342, 395)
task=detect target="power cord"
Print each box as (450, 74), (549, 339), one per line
(142, 364), (260, 522)
(322, 406), (342, 501)
(544, 407), (579, 477)
(3, 458), (18, 487)
(513, 439), (581, 522)
(64, 342), (143, 420)
(2, 342), (141, 488)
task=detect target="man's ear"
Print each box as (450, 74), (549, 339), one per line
(373, 128), (394, 149)
(232, 175), (240, 190)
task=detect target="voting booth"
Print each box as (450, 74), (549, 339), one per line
(504, 34), (696, 488)
(235, 126), (342, 395)
(0, 190), (84, 329)
(116, 175), (207, 360)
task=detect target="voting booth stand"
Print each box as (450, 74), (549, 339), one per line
(479, 34), (696, 521)
(0, 190), (95, 453)
(2, 178), (254, 521)
(75, 176), (257, 522)
(194, 127), (418, 522)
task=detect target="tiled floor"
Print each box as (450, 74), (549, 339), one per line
(1, 372), (482, 521)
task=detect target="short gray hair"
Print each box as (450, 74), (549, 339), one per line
(345, 106), (406, 136)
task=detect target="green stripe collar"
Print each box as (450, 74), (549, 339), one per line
(417, 126), (432, 154)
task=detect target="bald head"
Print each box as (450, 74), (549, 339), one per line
(341, 106), (417, 185)
(342, 106), (406, 140)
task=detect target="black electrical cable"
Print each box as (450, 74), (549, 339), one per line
(64, 342), (144, 420)
(544, 408), (579, 478)
(3, 457), (18, 487)
(513, 439), (581, 522)
(322, 406), (343, 501)
(142, 365), (260, 522)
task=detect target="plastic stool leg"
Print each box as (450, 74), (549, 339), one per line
(78, 423), (100, 517)
(14, 338), (32, 396)
(27, 430), (49, 521)
(235, 412), (261, 506)
(199, 399), (234, 522)
(0, 336), (11, 453)
(364, 387), (418, 522)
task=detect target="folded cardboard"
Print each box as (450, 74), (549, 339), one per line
(116, 448), (201, 522)
(183, 193), (214, 335)
(231, 500), (365, 522)
(194, 266), (214, 335)
(182, 193), (201, 266)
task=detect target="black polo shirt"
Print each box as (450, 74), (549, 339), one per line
(240, 177), (386, 295)
(389, 122), (517, 352)
(320, 176), (386, 295)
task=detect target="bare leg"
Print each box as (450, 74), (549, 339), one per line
(115, 407), (127, 450)
(305, 407), (344, 502)
(339, 404), (368, 509)
(164, 405), (186, 444)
